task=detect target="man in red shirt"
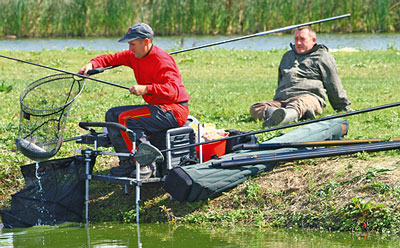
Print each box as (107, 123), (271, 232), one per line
(79, 23), (190, 178)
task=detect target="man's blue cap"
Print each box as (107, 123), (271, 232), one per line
(118, 23), (154, 43)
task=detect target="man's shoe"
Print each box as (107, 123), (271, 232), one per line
(262, 108), (299, 127)
(129, 164), (154, 179)
(264, 106), (278, 120)
(263, 108), (286, 127)
(110, 159), (134, 177)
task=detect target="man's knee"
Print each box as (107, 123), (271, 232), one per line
(287, 95), (323, 118)
(105, 108), (117, 122)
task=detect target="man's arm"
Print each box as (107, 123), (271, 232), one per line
(89, 50), (132, 69)
(320, 54), (351, 112)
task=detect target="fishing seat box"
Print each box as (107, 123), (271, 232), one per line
(150, 126), (197, 176)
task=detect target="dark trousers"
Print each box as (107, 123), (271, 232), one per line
(105, 105), (179, 154)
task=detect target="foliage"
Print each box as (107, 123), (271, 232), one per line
(0, 81), (12, 92)
(0, 0), (399, 38)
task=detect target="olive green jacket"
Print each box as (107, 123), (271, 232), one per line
(274, 44), (351, 112)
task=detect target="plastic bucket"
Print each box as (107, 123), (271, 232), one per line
(196, 140), (226, 162)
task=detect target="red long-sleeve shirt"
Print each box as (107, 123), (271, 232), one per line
(90, 46), (190, 126)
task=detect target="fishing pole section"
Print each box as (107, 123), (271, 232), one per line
(212, 140), (400, 168)
(232, 137), (400, 151)
(170, 13), (350, 55)
(0, 54), (129, 90)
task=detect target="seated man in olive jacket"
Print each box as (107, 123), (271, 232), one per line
(250, 26), (351, 127)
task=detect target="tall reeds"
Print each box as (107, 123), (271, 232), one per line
(0, 0), (398, 38)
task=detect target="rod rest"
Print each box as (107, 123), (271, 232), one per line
(79, 121), (136, 144)
(76, 132), (112, 147)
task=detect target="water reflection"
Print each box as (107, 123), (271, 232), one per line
(0, 33), (398, 52)
(1, 223), (399, 247)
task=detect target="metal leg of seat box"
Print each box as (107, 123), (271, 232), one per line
(130, 133), (142, 248)
(84, 149), (93, 227)
(84, 133), (100, 227)
(124, 185), (128, 194)
(197, 124), (203, 163)
(135, 159), (142, 248)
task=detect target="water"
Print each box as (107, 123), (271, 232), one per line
(0, 33), (398, 52)
(1, 222), (399, 247)
(34, 162), (55, 227)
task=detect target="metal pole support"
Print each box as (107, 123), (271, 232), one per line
(84, 149), (92, 227)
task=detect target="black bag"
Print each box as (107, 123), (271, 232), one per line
(163, 167), (193, 202)
(225, 129), (257, 154)
(0, 155), (96, 228)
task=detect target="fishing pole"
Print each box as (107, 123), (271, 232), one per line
(234, 137), (400, 151)
(212, 140), (400, 168)
(169, 13), (351, 55)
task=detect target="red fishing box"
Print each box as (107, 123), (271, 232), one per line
(196, 140), (226, 162)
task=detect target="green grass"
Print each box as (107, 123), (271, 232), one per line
(0, 0), (399, 38)
(0, 47), (399, 212)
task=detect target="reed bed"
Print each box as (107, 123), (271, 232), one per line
(0, 0), (399, 38)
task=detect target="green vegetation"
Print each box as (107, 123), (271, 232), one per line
(142, 158), (400, 234)
(1, 47), (400, 232)
(0, 0), (399, 38)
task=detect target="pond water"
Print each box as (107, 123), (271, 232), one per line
(1, 222), (399, 247)
(0, 33), (399, 52)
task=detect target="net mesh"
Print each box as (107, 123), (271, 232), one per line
(16, 74), (85, 161)
(0, 156), (96, 228)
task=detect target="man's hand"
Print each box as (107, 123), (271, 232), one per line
(129, 85), (148, 96)
(78, 63), (93, 76)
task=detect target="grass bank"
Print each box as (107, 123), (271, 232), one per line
(0, 47), (400, 232)
(0, 0), (399, 38)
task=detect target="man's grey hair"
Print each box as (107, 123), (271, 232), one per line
(296, 26), (316, 39)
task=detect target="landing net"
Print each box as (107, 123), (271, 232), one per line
(16, 73), (85, 161)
